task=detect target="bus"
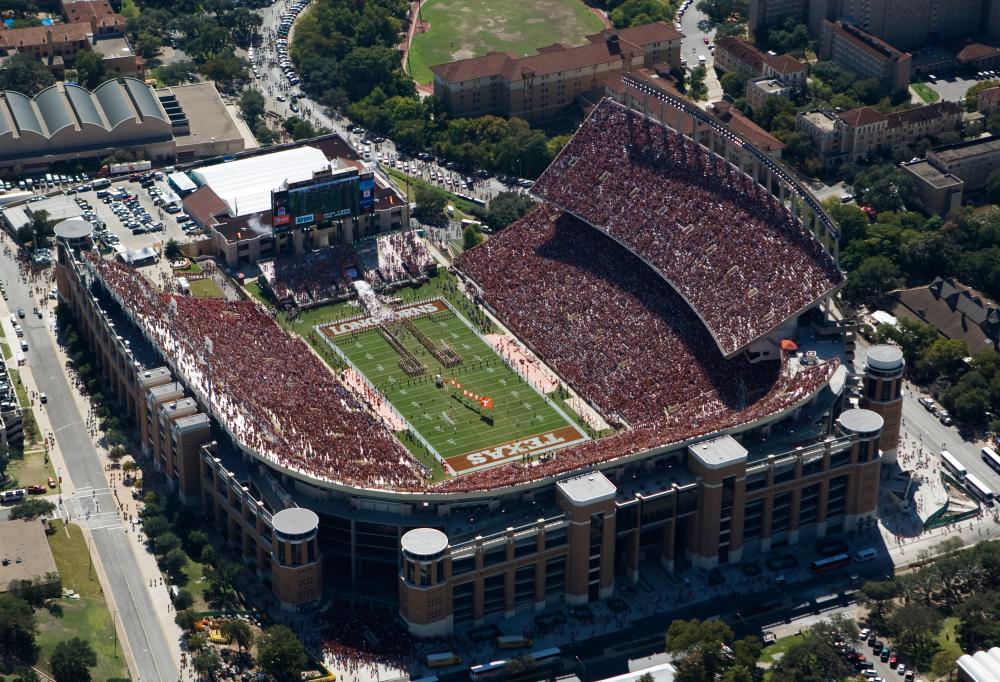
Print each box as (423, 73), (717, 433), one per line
(966, 473), (995, 506)
(983, 447), (1000, 474)
(0, 488), (26, 504)
(425, 653), (461, 668)
(810, 553), (851, 574)
(525, 648), (561, 667)
(941, 450), (967, 479)
(497, 635), (533, 650)
(469, 660), (507, 681)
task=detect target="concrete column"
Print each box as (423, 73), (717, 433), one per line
(626, 529), (640, 584)
(660, 520), (675, 571)
(759, 494), (774, 552)
(599, 512), (616, 598)
(565, 520), (590, 605)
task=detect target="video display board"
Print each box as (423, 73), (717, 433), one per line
(272, 174), (361, 229)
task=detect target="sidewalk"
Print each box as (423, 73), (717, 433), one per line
(0, 252), (187, 677)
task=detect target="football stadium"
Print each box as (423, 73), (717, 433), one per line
(55, 91), (901, 644)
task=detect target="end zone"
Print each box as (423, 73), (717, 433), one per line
(445, 425), (589, 474)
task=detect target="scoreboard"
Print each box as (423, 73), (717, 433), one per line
(272, 169), (375, 231)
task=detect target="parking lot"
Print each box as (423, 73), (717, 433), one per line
(7, 173), (202, 257)
(848, 627), (919, 682)
(922, 73), (986, 103)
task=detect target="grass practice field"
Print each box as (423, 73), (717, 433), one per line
(327, 303), (584, 472)
(407, 0), (605, 84)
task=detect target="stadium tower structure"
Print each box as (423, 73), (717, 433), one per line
(54, 94), (894, 637)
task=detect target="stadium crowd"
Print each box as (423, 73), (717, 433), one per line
(445, 205), (836, 492)
(366, 230), (435, 288)
(532, 99), (843, 357)
(89, 253), (427, 491)
(259, 246), (357, 307)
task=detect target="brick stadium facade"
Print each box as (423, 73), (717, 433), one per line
(53, 94), (896, 633)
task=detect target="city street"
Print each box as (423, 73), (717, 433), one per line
(677, 3), (723, 104)
(0, 249), (179, 682)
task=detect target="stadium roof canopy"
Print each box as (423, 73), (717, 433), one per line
(189, 146), (330, 217)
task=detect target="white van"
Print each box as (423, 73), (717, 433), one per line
(8, 314), (16, 326)
(854, 548), (876, 562)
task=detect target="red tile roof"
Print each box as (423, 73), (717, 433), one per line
(431, 21), (681, 84)
(0, 23), (91, 49)
(838, 106), (887, 127)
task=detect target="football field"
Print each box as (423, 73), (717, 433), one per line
(326, 302), (585, 473)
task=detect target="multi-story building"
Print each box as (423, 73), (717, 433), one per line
(797, 101), (961, 167)
(753, 0), (1000, 47)
(430, 22), (683, 122)
(819, 20), (912, 94)
(746, 78), (796, 110)
(53, 95), (889, 636)
(0, 0), (142, 79)
(900, 159), (965, 214)
(0, 78), (175, 173)
(977, 85), (1000, 114)
(926, 135), (1000, 187)
(713, 37), (808, 88)
(180, 140), (409, 267)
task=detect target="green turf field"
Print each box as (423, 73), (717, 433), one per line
(406, 0), (605, 85)
(330, 306), (578, 462)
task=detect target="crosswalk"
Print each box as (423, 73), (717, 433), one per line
(67, 486), (125, 531)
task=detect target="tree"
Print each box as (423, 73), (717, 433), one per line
(484, 192), (535, 231)
(9, 498), (55, 520)
(238, 89), (265, 127)
(173, 589), (194, 610)
(887, 603), (943, 670)
(222, 619), (254, 652)
(12, 667), (40, 682)
(931, 647), (960, 680)
(163, 238), (182, 262)
(770, 633), (850, 681)
(257, 625), (310, 682)
(176, 608), (200, 631)
(958, 591), (1000, 652)
(462, 224), (483, 250)
(610, 0), (666, 27)
(697, 0), (749, 25)
(0, 53), (55, 95)
(193, 648), (223, 680)
(413, 184), (448, 221)
(155, 60), (198, 85)
(666, 619), (735, 679)
(0, 593), (38, 664)
(142, 514), (171, 539)
(861, 579), (900, 625)
(987, 168), (1000, 205)
(161, 547), (189, 580)
(764, 17), (810, 55)
(842, 255), (903, 304)
(917, 338), (969, 383)
(135, 32), (162, 59)
(720, 71), (749, 99)
(50, 637), (97, 682)
(74, 51), (107, 89)
(153, 530), (182, 556)
(966, 79), (1000, 111)
(688, 65), (708, 101)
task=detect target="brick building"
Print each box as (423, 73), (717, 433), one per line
(431, 22), (683, 122)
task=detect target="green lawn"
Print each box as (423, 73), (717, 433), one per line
(760, 633), (805, 665)
(330, 305), (577, 460)
(244, 279), (273, 309)
(6, 448), (58, 492)
(912, 82), (941, 103)
(190, 278), (225, 299)
(406, 0), (604, 84)
(174, 260), (203, 275)
(37, 521), (129, 682)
